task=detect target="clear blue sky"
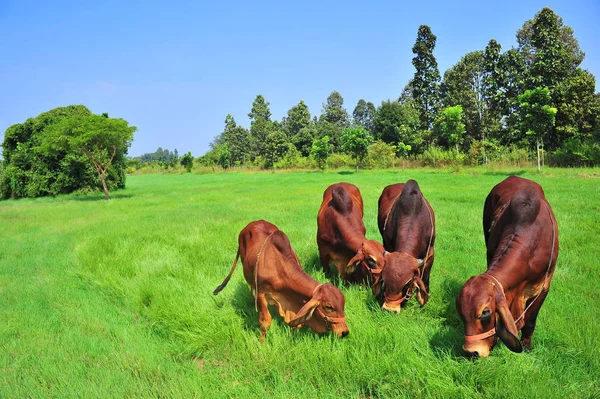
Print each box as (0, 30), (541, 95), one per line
(1, 0), (598, 157)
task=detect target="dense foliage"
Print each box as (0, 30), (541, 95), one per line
(1, 106), (135, 199)
(201, 7), (599, 169)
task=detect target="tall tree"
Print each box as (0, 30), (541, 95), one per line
(483, 39), (504, 138)
(518, 87), (557, 171)
(352, 99), (376, 133)
(411, 25), (441, 131)
(517, 7), (589, 149)
(322, 91), (349, 127)
(283, 100), (311, 139)
(248, 95), (276, 159)
(440, 51), (486, 153)
(221, 114), (251, 165)
(248, 95), (272, 122)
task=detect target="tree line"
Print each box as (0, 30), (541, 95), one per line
(202, 7), (600, 170)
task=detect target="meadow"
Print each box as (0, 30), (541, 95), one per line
(1, 167), (599, 398)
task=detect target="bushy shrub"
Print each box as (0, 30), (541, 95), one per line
(327, 153), (354, 169)
(420, 146), (466, 167)
(366, 140), (397, 169)
(274, 146), (314, 169)
(549, 139), (600, 167)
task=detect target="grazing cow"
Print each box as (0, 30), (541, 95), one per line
(317, 183), (385, 284)
(375, 180), (436, 313)
(456, 176), (559, 358)
(214, 220), (349, 342)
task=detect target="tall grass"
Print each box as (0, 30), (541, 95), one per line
(1, 167), (599, 398)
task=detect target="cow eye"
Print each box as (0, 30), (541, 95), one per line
(480, 309), (491, 321)
(366, 257), (376, 266)
(325, 305), (335, 312)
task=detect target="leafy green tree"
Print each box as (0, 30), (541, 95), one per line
(248, 95), (272, 122)
(352, 99), (376, 133)
(46, 114), (136, 200)
(482, 39), (504, 144)
(283, 100), (311, 139)
(441, 51), (486, 151)
(248, 96), (277, 159)
(1, 105), (133, 200)
(180, 152), (194, 172)
(293, 124), (317, 157)
(221, 114), (251, 165)
(215, 144), (231, 169)
(310, 135), (332, 170)
(411, 25), (441, 131)
(433, 106), (466, 153)
(316, 120), (344, 152)
(517, 7), (589, 148)
(263, 129), (289, 169)
(340, 127), (373, 170)
(372, 100), (422, 152)
(518, 7), (583, 86)
(322, 91), (349, 127)
(518, 87), (557, 171)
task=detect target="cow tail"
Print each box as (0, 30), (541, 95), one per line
(213, 248), (240, 295)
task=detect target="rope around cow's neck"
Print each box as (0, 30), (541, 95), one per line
(254, 232), (276, 312)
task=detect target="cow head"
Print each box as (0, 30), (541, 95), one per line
(456, 274), (522, 358)
(288, 283), (349, 338)
(345, 240), (386, 280)
(373, 252), (427, 313)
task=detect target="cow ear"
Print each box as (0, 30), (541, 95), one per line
(413, 276), (429, 306)
(288, 290), (321, 328)
(345, 250), (364, 274)
(495, 293), (522, 353)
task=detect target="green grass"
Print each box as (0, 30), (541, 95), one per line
(1, 167), (599, 398)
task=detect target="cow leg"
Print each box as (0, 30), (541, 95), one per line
(256, 293), (272, 344)
(520, 288), (550, 351)
(319, 251), (332, 277)
(422, 249), (434, 293)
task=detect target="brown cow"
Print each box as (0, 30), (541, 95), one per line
(456, 176), (559, 358)
(214, 220), (349, 342)
(317, 183), (385, 284)
(375, 180), (436, 313)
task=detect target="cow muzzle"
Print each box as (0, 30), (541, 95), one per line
(381, 301), (402, 314)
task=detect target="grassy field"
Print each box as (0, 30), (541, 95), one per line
(1, 167), (599, 398)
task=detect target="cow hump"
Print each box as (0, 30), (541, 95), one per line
(508, 186), (541, 226)
(397, 179), (423, 213)
(331, 185), (353, 214)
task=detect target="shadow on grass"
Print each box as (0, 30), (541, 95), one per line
(229, 280), (336, 341)
(71, 193), (134, 202)
(337, 171), (355, 175)
(303, 252), (344, 287)
(483, 170), (527, 177)
(429, 278), (467, 358)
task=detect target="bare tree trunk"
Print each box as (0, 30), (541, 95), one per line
(536, 138), (541, 172)
(541, 139), (545, 167)
(101, 173), (110, 200)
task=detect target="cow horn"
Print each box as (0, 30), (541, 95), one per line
(416, 258), (424, 266)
